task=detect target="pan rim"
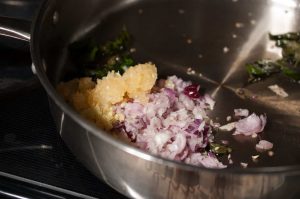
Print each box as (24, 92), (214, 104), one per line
(31, 0), (300, 176)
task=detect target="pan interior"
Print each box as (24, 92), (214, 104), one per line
(47, 0), (300, 168)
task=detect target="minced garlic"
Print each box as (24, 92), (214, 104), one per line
(57, 63), (157, 130)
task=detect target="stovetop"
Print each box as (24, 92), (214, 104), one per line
(0, 1), (126, 198)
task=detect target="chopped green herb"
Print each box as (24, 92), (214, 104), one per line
(69, 27), (135, 80)
(99, 28), (131, 56)
(89, 46), (99, 61)
(281, 67), (300, 81)
(85, 55), (134, 79)
(269, 32), (300, 43)
(246, 60), (282, 82)
(246, 32), (300, 82)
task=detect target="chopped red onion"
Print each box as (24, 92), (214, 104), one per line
(166, 75), (191, 93)
(221, 140), (229, 145)
(268, 151), (274, 156)
(154, 132), (171, 151)
(114, 76), (224, 169)
(203, 94), (215, 110)
(219, 122), (236, 131)
(256, 140), (273, 151)
(240, 162), (248, 168)
(183, 84), (201, 99)
(185, 153), (227, 169)
(234, 108), (249, 117)
(268, 84), (288, 98)
(234, 113), (267, 136)
(163, 88), (176, 104)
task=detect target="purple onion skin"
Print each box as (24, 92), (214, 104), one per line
(202, 126), (210, 145)
(112, 121), (125, 131)
(186, 119), (202, 134)
(112, 122), (136, 142)
(184, 84), (201, 99)
(127, 132), (137, 142)
(163, 88), (177, 104)
(194, 119), (201, 125)
(208, 151), (217, 158)
(193, 130), (201, 136)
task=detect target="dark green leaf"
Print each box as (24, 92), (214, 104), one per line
(281, 41), (300, 66)
(100, 28), (131, 56)
(281, 67), (300, 81)
(69, 27), (134, 80)
(84, 54), (135, 79)
(246, 64), (265, 76)
(246, 60), (281, 82)
(69, 39), (99, 63)
(269, 32), (300, 66)
(246, 32), (300, 83)
(88, 46), (99, 61)
(269, 32), (300, 42)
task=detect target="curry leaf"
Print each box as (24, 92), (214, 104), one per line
(281, 67), (300, 81)
(246, 60), (281, 82)
(246, 32), (300, 82)
(99, 27), (131, 56)
(70, 27), (135, 80)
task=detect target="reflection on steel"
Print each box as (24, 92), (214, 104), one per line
(1, 0), (300, 198)
(212, 13), (270, 98)
(86, 131), (108, 183)
(0, 190), (29, 199)
(269, 0), (296, 34)
(0, 171), (99, 199)
(123, 183), (144, 199)
(271, 0), (298, 8)
(31, 64), (37, 75)
(59, 112), (64, 135)
(0, 145), (53, 153)
(1, 0), (30, 6)
(0, 26), (30, 41)
(213, 14), (270, 96)
(0, 16), (30, 41)
(41, 0), (300, 198)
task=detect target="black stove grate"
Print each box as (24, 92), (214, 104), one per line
(0, 48), (126, 199)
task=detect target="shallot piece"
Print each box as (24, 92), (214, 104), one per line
(226, 116), (232, 121)
(115, 76), (225, 169)
(185, 153), (227, 169)
(268, 84), (288, 98)
(256, 140), (273, 151)
(234, 108), (249, 117)
(219, 122), (236, 131)
(240, 162), (248, 168)
(234, 113), (267, 136)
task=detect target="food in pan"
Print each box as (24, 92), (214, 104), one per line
(58, 63), (228, 168)
(58, 62), (271, 169)
(69, 28), (134, 80)
(246, 32), (300, 83)
(58, 63), (157, 130)
(57, 30), (274, 169)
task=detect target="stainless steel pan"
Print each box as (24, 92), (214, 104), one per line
(1, 0), (300, 198)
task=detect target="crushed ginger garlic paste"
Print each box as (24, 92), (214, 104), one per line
(57, 63), (157, 130)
